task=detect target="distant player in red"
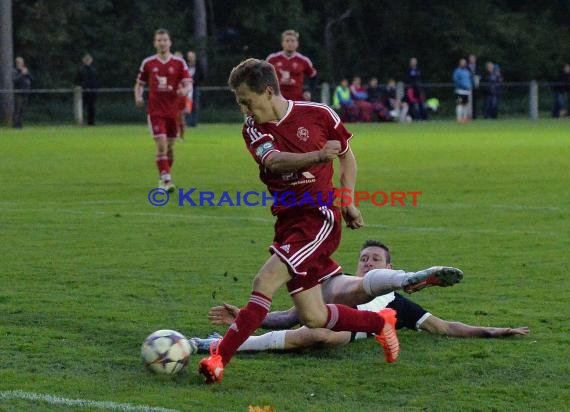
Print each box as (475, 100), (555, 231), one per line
(266, 30), (317, 101)
(174, 51), (189, 140)
(134, 29), (191, 192)
(199, 58), (400, 384)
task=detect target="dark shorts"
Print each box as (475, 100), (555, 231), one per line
(351, 293), (430, 341)
(388, 293), (429, 330)
(456, 94), (469, 104)
(270, 206), (342, 295)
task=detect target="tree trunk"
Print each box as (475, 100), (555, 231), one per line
(324, 8), (351, 83)
(0, 0), (14, 126)
(194, 0), (208, 74)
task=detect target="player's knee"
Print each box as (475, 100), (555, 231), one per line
(299, 312), (327, 328)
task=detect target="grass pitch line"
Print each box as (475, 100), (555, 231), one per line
(0, 390), (180, 412)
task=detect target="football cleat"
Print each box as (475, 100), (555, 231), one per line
(164, 181), (176, 193)
(402, 266), (463, 294)
(198, 342), (224, 384)
(192, 333), (222, 353)
(375, 308), (400, 363)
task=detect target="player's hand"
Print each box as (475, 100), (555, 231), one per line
(495, 326), (530, 337)
(135, 98), (144, 107)
(318, 140), (341, 162)
(208, 303), (240, 325)
(176, 85), (187, 96)
(341, 204), (364, 229)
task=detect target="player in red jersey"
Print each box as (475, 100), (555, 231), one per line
(198, 58), (400, 384)
(134, 29), (191, 192)
(266, 30), (317, 101)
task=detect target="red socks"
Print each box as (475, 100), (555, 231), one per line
(218, 291), (272, 366)
(325, 304), (384, 333)
(155, 155), (170, 176)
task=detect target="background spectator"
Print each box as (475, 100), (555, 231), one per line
(404, 58), (427, 120)
(552, 63), (570, 118)
(468, 54), (480, 119)
(185, 50), (204, 127)
(453, 58), (472, 123)
(332, 78), (358, 122)
(74, 54), (99, 126)
(12, 57), (32, 128)
(484, 61), (502, 119)
(350, 76), (373, 122)
(366, 77), (390, 121)
(383, 78), (404, 121)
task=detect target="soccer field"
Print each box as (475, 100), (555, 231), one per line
(1, 120), (568, 411)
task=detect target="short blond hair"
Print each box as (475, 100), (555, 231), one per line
(281, 30), (299, 41)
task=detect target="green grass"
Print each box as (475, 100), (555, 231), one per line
(0, 120), (569, 411)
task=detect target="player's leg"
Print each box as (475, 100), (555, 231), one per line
(164, 138), (176, 192)
(154, 137), (169, 189)
(229, 327), (350, 351)
(162, 118), (178, 192)
(292, 285), (399, 362)
(456, 95), (463, 122)
(148, 115), (171, 188)
(321, 267), (463, 307)
(199, 254), (291, 383)
(194, 327), (351, 353)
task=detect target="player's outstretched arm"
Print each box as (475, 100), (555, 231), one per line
(134, 82), (145, 107)
(208, 303), (300, 329)
(420, 315), (530, 338)
(338, 147), (363, 229)
(264, 140), (340, 173)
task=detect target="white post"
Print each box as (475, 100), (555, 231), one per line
(529, 80), (538, 120)
(320, 82), (330, 105)
(73, 86), (83, 125)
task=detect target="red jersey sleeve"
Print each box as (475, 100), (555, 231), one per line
(242, 116), (280, 165)
(303, 58), (317, 78)
(323, 105), (352, 155)
(178, 60), (192, 85)
(137, 60), (149, 84)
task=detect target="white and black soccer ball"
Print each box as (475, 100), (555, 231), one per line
(141, 329), (197, 375)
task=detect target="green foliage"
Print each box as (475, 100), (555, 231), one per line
(12, 0), (570, 88)
(0, 120), (569, 410)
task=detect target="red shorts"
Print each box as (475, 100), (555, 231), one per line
(147, 115), (178, 139)
(270, 206), (342, 295)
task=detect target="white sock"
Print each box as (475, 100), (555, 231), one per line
(237, 330), (287, 352)
(362, 268), (408, 297)
(456, 105), (462, 121)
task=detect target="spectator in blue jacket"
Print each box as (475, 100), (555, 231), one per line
(453, 58), (472, 123)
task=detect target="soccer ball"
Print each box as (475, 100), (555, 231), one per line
(141, 329), (197, 375)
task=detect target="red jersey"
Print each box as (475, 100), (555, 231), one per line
(266, 51), (317, 101)
(242, 101), (352, 215)
(136, 54), (191, 118)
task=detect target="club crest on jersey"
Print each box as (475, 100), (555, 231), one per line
(297, 127), (309, 142)
(168, 67), (175, 74)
